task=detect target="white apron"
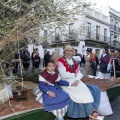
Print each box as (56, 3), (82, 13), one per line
(60, 76), (94, 103)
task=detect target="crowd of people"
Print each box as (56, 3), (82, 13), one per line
(14, 47), (41, 72)
(13, 45), (120, 81)
(14, 47), (55, 73)
(72, 47), (120, 79)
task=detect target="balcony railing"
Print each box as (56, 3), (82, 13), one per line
(104, 36), (107, 41)
(87, 32), (110, 42)
(110, 24), (120, 32)
(96, 34), (100, 40)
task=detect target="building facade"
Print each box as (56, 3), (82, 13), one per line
(101, 6), (120, 48)
(28, 6), (111, 59)
(82, 7), (110, 57)
(40, 7), (110, 58)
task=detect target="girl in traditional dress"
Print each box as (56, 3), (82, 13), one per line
(34, 60), (74, 120)
(98, 48), (110, 79)
(57, 45), (104, 120)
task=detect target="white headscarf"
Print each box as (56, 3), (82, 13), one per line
(64, 45), (73, 50)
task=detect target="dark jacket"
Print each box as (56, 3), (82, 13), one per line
(99, 54), (110, 73)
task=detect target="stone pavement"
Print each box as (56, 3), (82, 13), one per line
(65, 96), (120, 120)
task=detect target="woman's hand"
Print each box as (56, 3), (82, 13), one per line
(47, 91), (56, 98)
(71, 80), (79, 86)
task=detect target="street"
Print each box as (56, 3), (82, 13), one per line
(104, 95), (120, 120)
(66, 96), (120, 120)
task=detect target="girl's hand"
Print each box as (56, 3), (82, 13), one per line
(47, 91), (56, 98)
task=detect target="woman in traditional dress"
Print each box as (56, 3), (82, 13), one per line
(83, 48), (95, 76)
(57, 45), (103, 120)
(98, 48), (110, 79)
(33, 60), (75, 120)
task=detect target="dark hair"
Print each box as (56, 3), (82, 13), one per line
(86, 48), (92, 53)
(75, 49), (78, 53)
(45, 60), (55, 67)
(103, 48), (108, 53)
(110, 49), (114, 53)
(114, 48), (120, 52)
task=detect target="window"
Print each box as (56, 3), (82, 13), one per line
(104, 29), (107, 41)
(87, 22), (91, 38)
(55, 27), (59, 40)
(69, 23), (74, 35)
(96, 26), (100, 40)
(110, 19), (114, 30)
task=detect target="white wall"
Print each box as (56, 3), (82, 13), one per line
(45, 47), (64, 56)
(100, 6), (110, 17)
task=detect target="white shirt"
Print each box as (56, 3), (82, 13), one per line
(102, 53), (107, 57)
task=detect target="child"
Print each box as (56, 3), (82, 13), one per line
(34, 60), (76, 120)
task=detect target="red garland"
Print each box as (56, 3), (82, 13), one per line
(57, 57), (79, 73)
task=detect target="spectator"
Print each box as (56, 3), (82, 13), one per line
(73, 49), (82, 66)
(22, 50), (30, 70)
(97, 48), (110, 79)
(44, 51), (50, 66)
(108, 48), (120, 78)
(32, 48), (41, 69)
(31, 48), (36, 61)
(83, 48), (96, 76)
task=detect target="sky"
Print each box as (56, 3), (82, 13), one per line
(87, 0), (120, 11)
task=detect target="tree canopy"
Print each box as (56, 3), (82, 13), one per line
(0, 0), (91, 59)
